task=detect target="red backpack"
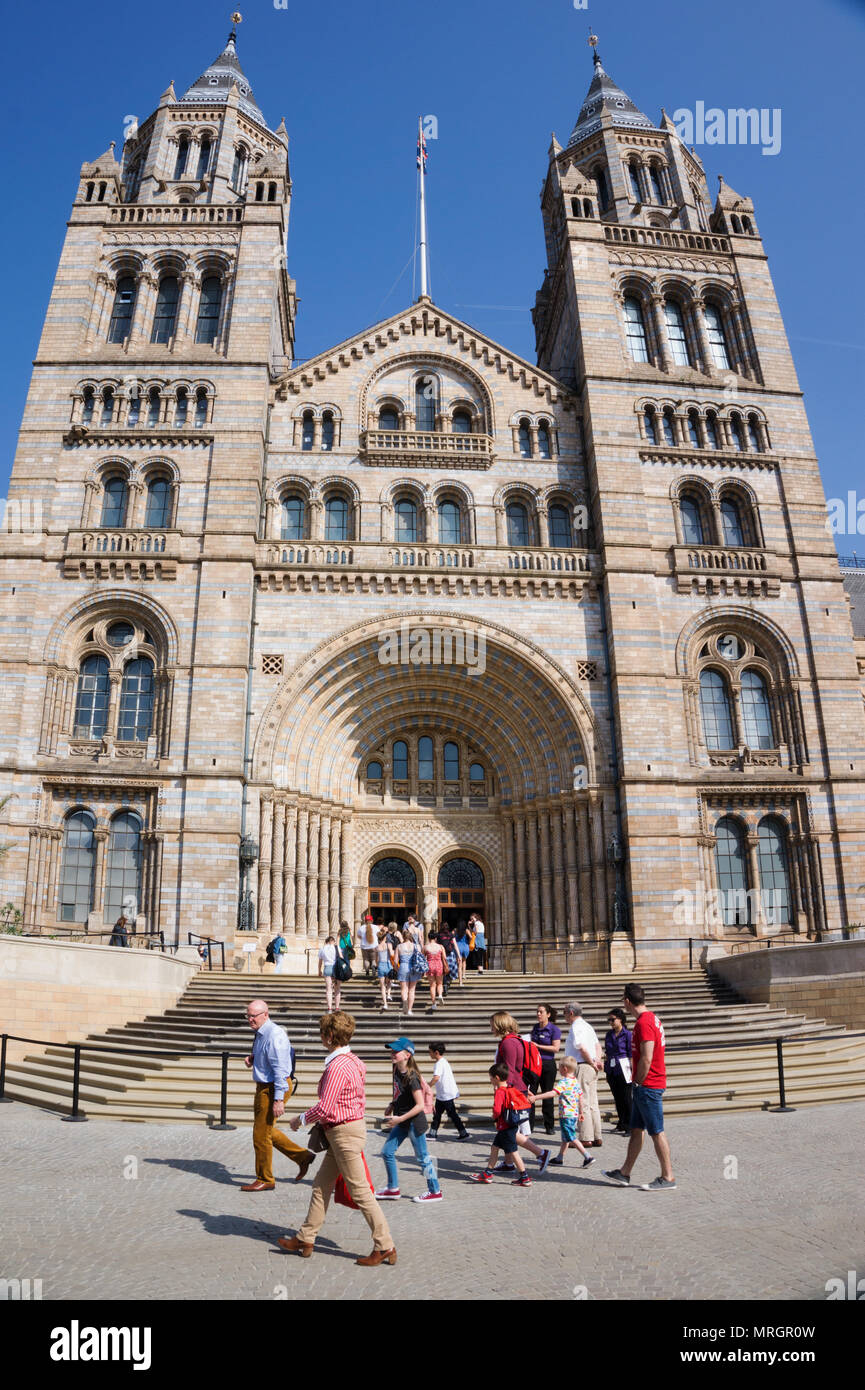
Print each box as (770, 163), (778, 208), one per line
(521, 1036), (543, 1083)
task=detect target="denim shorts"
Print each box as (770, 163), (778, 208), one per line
(630, 1085), (665, 1136)
(377, 962), (391, 979)
(322, 964), (334, 978)
(397, 961), (411, 982)
(494, 1124), (519, 1155)
(560, 1116), (577, 1143)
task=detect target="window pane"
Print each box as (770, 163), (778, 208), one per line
(108, 277), (136, 343)
(104, 812), (142, 923)
(174, 139), (189, 180)
(366, 762), (382, 780)
(101, 477), (127, 528)
(74, 656), (110, 739)
(649, 165), (665, 203)
(395, 500), (417, 543)
(549, 504), (572, 548)
(195, 276), (222, 344)
(699, 669), (734, 749)
(747, 418), (761, 451)
(704, 304), (731, 369)
(151, 277), (179, 343)
(537, 424), (551, 458)
(452, 411), (471, 434)
(322, 415), (335, 450)
(393, 741), (408, 779)
(624, 296), (649, 362)
(281, 497), (305, 541)
(741, 670), (773, 748)
(643, 409), (657, 444)
(415, 378), (437, 431)
(118, 659), (154, 743)
(469, 762), (485, 782)
(438, 500), (461, 545)
(687, 414), (700, 447)
(196, 139), (211, 182)
(757, 818), (790, 924)
(681, 498), (704, 546)
(721, 499), (745, 547)
(379, 407), (399, 430)
(325, 497), (348, 541)
(518, 420), (532, 457)
(628, 163), (641, 201)
(705, 414), (719, 448)
(714, 817), (750, 926)
(444, 741), (460, 780)
(144, 479), (171, 528)
(507, 503), (530, 547)
(662, 412), (676, 446)
(174, 390), (187, 427)
(665, 301), (690, 366)
(194, 391), (208, 427)
(418, 736), (434, 780)
(59, 811), (95, 923)
(301, 413), (314, 450)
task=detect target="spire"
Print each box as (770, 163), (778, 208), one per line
(180, 13), (267, 127)
(567, 34), (654, 148)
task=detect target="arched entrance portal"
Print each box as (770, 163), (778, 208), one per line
(368, 857), (417, 926)
(437, 858), (485, 931)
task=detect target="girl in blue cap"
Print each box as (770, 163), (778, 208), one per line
(376, 1038), (443, 1204)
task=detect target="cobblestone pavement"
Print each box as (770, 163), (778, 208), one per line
(1, 1099), (862, 1301)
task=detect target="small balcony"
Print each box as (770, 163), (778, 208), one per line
(360, 429), (494, 469)
(671, 544), (781, 596)
(63, 529), (179, 579)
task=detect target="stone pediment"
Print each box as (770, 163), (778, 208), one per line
(276, 299), (574, 409)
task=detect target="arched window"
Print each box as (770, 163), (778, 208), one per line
(59, 811), (96, 923)
(101, 476), (127, 528)
(104, 811), (142, 923)
(665, 300), (691, 366)
(151, 276), (180, 343)
(74, 656), (110, 739)
(452, 409), (472, 434)
(720, 497), (745, 547)
(147, 387), (161, 426)
(418, 737), (434, 780)
(593, 166), (610, 211)
(395, 498), (418, 543)
(366, 761), (383, 780)
(196, 137), (212, 182)
(549, 504), (572, 548)
(518, 419), (532, 458)
(392, 741), (409, 780)
(687, 411), (701, 447)
(705, 412), (719, 449)
(301, 411), (315, 451)
(108, 276), (136, 343)
(628, 161), (642, 202)
(85, 182), (94, 202)
(144, 477), (172, 528)
(100, 387), (115, 426)
(324, 496), (349, 542)
(443, 741), (460, 780)
(649, 165), (665, 204)
(174, 137), (190, 180)
(704, 302), (731, 369)
(747, 415), (762, 452)
(758, 817), (791, 925)
(81, 388), (95, 425)
(231, 146), (248, 190)
(415, 377), (437, 432)
(729, 415), (745, 452)
(195, 276), (222, 345)
(661, 409), (676, 446)
(118, 659), (154, 742)
(321, 413), (335, 451)
(741, 670), (773, 748)
(506, 501), (531, 547)
(438, 499), (461, 546)
(715, 817), (750, 927)
(741, 216), (753, 234)
(268, 183), (277, 203)
(699, 669), (734, 749)
(643, 408), (658, 444)
(469, 762), (485, 782)
(280, 495), (305, 541)
(126, 389), (141, 426)
(378, 406), (399, 431)
(537, 423), (552, 458)
(194, 389), (208, 427)
(174, 388), (188, 427)
(623, 296), (649, 362)
(680, 495), (706, 546)
(255, 182), (264, 202)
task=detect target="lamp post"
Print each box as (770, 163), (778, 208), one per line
(238, 836), (258, 932)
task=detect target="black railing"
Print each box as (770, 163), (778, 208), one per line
(18, 927), (165, 950)
(187, 933), (226, 971)
(838, 554), (865, 570)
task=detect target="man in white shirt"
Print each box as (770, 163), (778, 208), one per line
(563, 1002), (603, 1147)
(358, 914), (377, 977)
(427, 1042), (471, 1140)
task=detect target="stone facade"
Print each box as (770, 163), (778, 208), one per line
(0, 30), (862, 963)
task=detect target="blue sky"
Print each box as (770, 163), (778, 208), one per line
(2, 0), (863, 546)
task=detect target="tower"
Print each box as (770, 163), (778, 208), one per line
(0, 22), (295, 939)
(532, 39), (865, 941)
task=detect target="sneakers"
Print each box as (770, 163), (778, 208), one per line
(548, 1156), (564, 1166)
(537, 1148), (552, 1174)
(374, 1188), (401, 1200)
(581, 1155), (596, 1169)
(457, 1133), (473, 1142)
(511, 1174), (532, 1187)
(639, 1176), (677, 1191)
(602, 1168), (630, 1185)
(469, 1171), (493, 1184)
(427, 1131), (438, 1141)
(492, 1160), (516, 1173)
(412, 1191), (443, 1203)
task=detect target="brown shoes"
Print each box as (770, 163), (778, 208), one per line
(355, 1247), (398, 1267)
(294, 1154), (314, 1182)
(277, 1235), (314, 1257)
(240, 1180), (275, 1191)
(591, 1140), (603, 1148)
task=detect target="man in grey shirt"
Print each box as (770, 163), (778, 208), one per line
(241, 999), (315, 1191)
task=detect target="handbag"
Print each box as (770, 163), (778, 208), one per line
(334, 1153), (375, 1209)
(307, 1123), (329, 1153)
(334, 953), (352, 983)
(408, 947), (428, 980)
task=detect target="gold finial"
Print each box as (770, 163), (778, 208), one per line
(231, 11), (243, 24)
(588, 32), (598, 50)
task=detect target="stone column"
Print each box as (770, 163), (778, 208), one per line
(45, 829), (62, 921)
(539, 808), (554, 936)
(271, 801), (285, 933)
(564, 802), (581, 938)
(317, 811), (330, 936)
(174, 272), (197, 348)
(339, 816), (353, 924)
(306, 810), (320, 937)
(576, 801), (593, 935)
(651, 294), (672, 371)
(514, 812), (529, 937)
(692, 298), (714, 374)
(149, 835), (164, 934)
(24, 829), (41, 927)
(526, 811), (541, 940)
(257, 798), (273, 934)
(589, 793), (608, 933)
(502, 815), (516, 943)
(329, 815), (341, 931)
(128, 272), (156, 348)
(107, 671), (122, 741)
(92, 829), (109, 923)
(282, 803), (297, 934)
(494, 506), (505, 546)
(551, 807), (567, 937)
(537, 507), (549, 549)
(295, 809), (308, 935)
(746, 834), (766, 932)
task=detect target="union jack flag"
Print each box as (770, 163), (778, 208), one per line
(417, 130), (428, 172)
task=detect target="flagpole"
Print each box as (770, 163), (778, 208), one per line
(418, 117), (429, 299)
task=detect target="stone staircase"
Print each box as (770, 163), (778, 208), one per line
(4, 967), (865, 1124)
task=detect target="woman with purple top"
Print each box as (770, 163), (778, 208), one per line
(604, 1007), (633, 1135)
(530, 1003), (562, 1135)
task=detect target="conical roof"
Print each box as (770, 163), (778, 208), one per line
(180, 26), (267, 127)
(567, 51), (654, 147)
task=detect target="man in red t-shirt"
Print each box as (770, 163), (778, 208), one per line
(602, 983), (676, 1191)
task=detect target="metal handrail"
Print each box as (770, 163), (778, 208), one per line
(186, 933), (226, 972)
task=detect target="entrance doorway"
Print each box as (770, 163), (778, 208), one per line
(437, 858), (485, 933)
(368, 856), (417, 927)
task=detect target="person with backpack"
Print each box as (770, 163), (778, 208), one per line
(395, 933), (420, 1016)
(469, 1063), (539, 1187)
(271, 932), (287, 974)
(424, 930), (447, 1010)
(489, 1012), (551, 1173)
(319, 935), (342, 1012)
(376, 1038), (442, 1204)
(454, 921), (470, 986)
(240, 998), (314, 1192)
(376, 927), (396, 1010)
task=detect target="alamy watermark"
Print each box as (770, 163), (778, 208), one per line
(672, 103), (782, 157)
(826, 492), (865, 537)
(674, 885), (786, 929)
(378, 620), (486, 676)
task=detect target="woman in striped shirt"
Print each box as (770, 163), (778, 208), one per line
(278, 1011), (396, 1266)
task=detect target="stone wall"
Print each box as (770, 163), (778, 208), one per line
(710, 941), (865, 1029)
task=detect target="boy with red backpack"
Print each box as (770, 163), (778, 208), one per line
(470, 1064), (550, 1187)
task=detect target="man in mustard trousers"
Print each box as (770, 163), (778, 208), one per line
(241, 999), (315, 1191)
